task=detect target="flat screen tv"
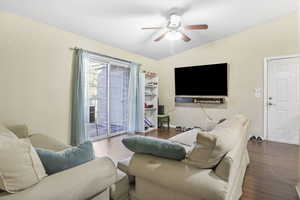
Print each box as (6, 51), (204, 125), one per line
(175, 63), (228, 96)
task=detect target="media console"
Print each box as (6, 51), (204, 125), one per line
(175, 97), (225, 104)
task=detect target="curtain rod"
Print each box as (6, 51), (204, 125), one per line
(70, 47), (134, 64)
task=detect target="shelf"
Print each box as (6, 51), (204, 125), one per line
(145, 85), (157, 89)
(145, 94), (156, 96)
(145, 108), (157, 111)
(143, 70), (158, 133)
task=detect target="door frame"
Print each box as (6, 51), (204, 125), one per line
(263, 54), (300, 141)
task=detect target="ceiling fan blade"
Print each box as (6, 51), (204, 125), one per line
(180, 32), (191, 42)
(141, 27), (163, 30)
(154, 32), (167, 42)
(184, 24), (208, 30)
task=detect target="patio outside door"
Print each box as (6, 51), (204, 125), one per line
(86, 56), (130, 140)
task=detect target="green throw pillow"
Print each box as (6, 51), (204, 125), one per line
(35, 141), (95, 175)
(122, 136), (186, 161)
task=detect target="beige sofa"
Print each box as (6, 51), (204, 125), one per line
(119, 115), (250, 200)
(0, 125), (129, 200)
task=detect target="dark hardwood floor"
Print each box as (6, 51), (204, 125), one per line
(93, 128), (299, 200)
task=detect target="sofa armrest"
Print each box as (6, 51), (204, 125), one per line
(215, 120), (250, 182)
(29, 133), (70, 151)
(0, 157), (117, 200)
(7, 124), (29, 138)
(129, 153), (228, 200)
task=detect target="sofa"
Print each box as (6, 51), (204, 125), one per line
(118, 115), (250, 200)
(0, 125), (129, 200)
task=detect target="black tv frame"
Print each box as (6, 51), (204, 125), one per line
(174, 63), (228, 97)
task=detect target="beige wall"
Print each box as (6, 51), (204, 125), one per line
(156, 13), (298, 137)
(0, 11), (157, 144)
(297, 0), (300, 196)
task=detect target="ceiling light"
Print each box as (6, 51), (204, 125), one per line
(165, 31), (182, 41)
(169, 14), (181, 28)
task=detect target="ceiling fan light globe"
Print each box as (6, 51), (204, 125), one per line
(165, 31), (182, 41)
(169, 14), (181, 26)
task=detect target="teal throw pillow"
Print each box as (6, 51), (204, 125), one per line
(122, 136), (186, 161)
(35, 141), (95, 175)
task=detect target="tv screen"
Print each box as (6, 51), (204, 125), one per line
(175, 63), (228, 96)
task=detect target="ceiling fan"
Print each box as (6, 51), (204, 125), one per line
(141, 14), (208, 42)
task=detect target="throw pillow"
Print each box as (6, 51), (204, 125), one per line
(0, 135), (47, 193)
(122, 136), (186, 161)
(35, 141), (95, 175)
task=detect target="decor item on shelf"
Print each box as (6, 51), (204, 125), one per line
(145, 82), (158, 87)
(144, 117), (154, 128)
(145, 103), (154, 108)
(145, 91), (155, 96)
(143, 71), (157, 78)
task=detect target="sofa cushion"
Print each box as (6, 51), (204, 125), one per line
(122, 136), (186, 161)
(0, 135), (47, 193)
(185, 115), (247, 169)
(35, 141), (95, 175)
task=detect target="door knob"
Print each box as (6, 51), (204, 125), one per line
(268, 102), (275, 106)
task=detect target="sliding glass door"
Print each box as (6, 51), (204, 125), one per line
(109, 64), (130, 135)
(86, 56), (130, 140)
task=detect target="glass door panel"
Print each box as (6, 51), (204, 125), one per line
(86, 57), (130, 140)
(87, 58), (109, 140)
(109, 64), (130, 136)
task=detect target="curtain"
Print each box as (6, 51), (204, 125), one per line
(71, 49), (88, 146)
(128, 62), (144, 133)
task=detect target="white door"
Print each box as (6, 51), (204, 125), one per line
(267, 56), (300, 144)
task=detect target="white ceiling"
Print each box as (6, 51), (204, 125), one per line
(0, 0), (297, 60)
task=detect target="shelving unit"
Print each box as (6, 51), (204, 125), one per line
(143, 71), (158, 132)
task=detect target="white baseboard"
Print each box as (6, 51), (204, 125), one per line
(295, 183), (300, 198)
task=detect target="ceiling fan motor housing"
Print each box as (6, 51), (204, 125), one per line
(168, 14), (182, 29)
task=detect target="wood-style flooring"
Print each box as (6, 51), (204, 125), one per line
(93, 128), (299, 200)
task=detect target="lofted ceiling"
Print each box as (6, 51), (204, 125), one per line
(0, 0), (297, 60)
